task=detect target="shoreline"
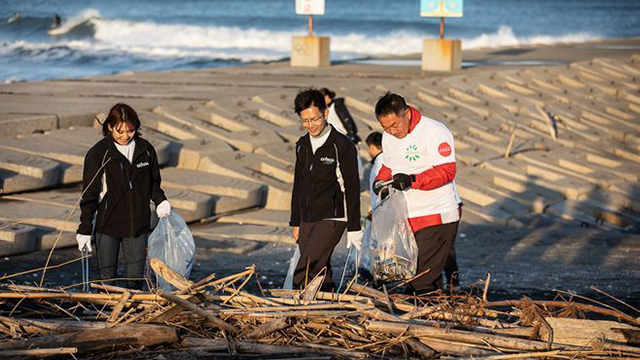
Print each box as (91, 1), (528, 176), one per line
(0, 37), (638, 306)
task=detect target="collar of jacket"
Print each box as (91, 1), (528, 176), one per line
(298, 124), (338, 150)
(102, 136), (151, 163)
(408, 106), (422, 134)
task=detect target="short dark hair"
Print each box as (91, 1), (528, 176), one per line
(294, 88), (327, 115)
(101, 103), (141, 137)
(319, 87), (336, 100)
(365, 131), (382, 149)
(375, 92), (407, 119)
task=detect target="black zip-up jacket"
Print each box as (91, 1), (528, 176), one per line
(77, 136), (167, 238)
(333, 98), (361, 144)
(289, 127), (361, 232)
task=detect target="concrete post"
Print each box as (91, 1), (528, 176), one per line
(422, 38), (462, 72)
(291, 36), (331, 68)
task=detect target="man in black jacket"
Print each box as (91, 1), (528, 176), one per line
(290, 89), (362, 291)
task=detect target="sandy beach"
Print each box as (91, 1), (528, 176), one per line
(0, 37), (639, 310)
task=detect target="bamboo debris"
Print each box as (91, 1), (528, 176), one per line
(0, 263), (637, 359)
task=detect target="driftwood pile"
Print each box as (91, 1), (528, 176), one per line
(0, 259), (638, 359)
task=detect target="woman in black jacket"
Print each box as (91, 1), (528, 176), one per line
(76, 103), (171, 289)
(319, 88), (361, 144)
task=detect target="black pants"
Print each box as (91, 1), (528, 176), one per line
(409, 221), (459, 294)
(444, 237), (460, 287)
(95, 232), (148, 290)
(293, 220), (347, 291)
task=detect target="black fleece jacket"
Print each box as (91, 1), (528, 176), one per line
(77, 136), (167, 238)
(289, 127), (361, 232)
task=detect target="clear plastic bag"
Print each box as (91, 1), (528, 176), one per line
(370, 188), (418, 284)
(148, 211), (195, 292)
(283, 246), (300, 290)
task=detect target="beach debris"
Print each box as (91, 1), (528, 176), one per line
(0, 259), (637, 359)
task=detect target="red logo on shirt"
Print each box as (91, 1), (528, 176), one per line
(438, 142), (452, 157)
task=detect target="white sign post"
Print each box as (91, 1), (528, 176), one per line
(420, 0), (464, 72)
(291, 0), (330, 67)
(295, 0), (325, 35)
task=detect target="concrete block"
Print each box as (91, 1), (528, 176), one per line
(191, 223), (294, 245)
(154, 106), (284, 153)
(545, 200), (638, 230)
(458, 167), (564, 213)
(36, 228), (77, 251)
(163, 187), (214, 222)
(0, 133), (88, 165)
(0, 148), (60, 181)
(217, 209), (290, 227)
(291, 36), (330, 68)
(422, 39), (461, 72)
(161, 167), (264, 204)
(195, 152), (292, 211)
(254, 143), (296, 166)
(3, 188), (78, 209)
(0, 222), (38, 256)
(0, 169), (55, 195)
(461, 201), (519, 227)
(514, 151), (623, 188)
(454, 137), (501, 166)
(482, 157), (595, 201)
(193, 236), (263, 255)
(140, 111), (198, 141)
(0, 114), (58, 137)
(0, 199), (79, 232)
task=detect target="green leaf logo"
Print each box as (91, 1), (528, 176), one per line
(405, 144), (420, 162)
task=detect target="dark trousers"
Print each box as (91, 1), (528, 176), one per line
(444, 237), (460, 287)
(95, 232), (148, 290)
(293, 220), (347, 291)
(409, 221), (459, 294)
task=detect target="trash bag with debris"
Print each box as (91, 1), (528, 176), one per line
(370, 188), (417, 284)
(148, 211), (195, 292)
(283, 246), (300, 290)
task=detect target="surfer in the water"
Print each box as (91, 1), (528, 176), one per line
(6, 13), (20, 24)
(51, 14), (61, 29)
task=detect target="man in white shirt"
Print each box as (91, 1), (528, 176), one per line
(373, 93), (461, 294)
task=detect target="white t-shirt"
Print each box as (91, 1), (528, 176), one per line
(99, 139), (136, 202)
(369, 153), (384, 209)
(382, 116), (460, 219)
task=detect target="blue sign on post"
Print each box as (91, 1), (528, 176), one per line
(421, 0), (463, 18)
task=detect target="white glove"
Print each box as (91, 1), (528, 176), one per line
(156, 200), (171, 218)
(346, 230), (363, 251)
(76, 234), (92, 253)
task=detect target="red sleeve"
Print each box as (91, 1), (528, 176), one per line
(374, 164), (392, 182)
(411, 162), (456, 191)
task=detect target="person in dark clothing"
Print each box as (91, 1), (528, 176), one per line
(319, 88), (361, 145)
(289, 89), (362, 291)
(51, 14), (61, 29)
(76, 103), (171, 289)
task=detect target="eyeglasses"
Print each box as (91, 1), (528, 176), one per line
(299, 115), (324, 126)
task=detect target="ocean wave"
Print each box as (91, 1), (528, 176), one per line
(90, 17), (600, 55)
(461, 25), (599, 50)
(2, 12), (601, 65)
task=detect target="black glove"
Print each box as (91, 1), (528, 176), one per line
(392, 173), (414, 191)
(379, 187), (390, 201)
(372, 180), (385, 195)
(349, 134), (362, 145)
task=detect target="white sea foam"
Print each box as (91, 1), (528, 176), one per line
(89, 17), (600, 56)
(4, 13), (601, 64)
